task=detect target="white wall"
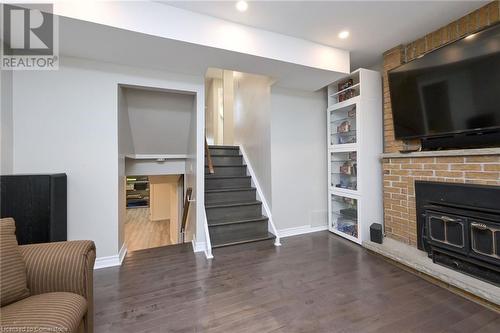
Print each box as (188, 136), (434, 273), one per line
(270, 87), (328, 231)
(0, 70), (13, 174)
(12, 57), (204, 258)
(233, 76), (328, 232)
(204, 78), (223, 145)
(123, 88), (194, 154)
(234, 73), (273, 205)
(185, 91), (205, 245)
(125, 159), (186, 177)
(54, 1), (349, 74)
(222, 70), (234, 145)
(205, 79), (215, 144)
(117, 86), (133, 248)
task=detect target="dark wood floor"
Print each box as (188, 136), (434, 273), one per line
(94, 231), (500, 332)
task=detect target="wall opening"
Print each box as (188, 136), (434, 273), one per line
(118, 84), (196, 254)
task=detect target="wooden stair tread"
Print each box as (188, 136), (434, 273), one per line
(205, 200), (261, 209)
(206, 154), (242, 157)
(204, 164), (247, 167)
(205, 175), (251, 180)
(208, 145), (239, 149)
(211, 232), (275, 248)
(208, 215), (268, 227)
(205, 187), (255, 193)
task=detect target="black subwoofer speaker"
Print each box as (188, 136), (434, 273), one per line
(370, 223), (383, 244)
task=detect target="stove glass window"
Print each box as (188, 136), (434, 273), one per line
(447, 221), (464, 247)
(472, 227), (493, 256)
(430, 217), (445, 242)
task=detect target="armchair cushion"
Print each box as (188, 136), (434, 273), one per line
(0, 218), (30, 306)
(0, 292), (87, 333)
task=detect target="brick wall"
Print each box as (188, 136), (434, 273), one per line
(383, 1), (500, 153)
(383, 155), (500, 246)
(382, 1), (500, 246)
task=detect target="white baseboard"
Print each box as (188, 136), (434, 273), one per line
(119, 243), (127, 264)
(94, 244), (127, 270)
(192, 239), (206, 253)
(192, 239), (214, 259)
(278, 225), (328, 238)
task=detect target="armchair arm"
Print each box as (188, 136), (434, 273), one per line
(19, 240), (96, 298)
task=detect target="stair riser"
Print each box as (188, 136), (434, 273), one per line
(206, 204), (262, 220)
(205, 189), (256, 205)
(205, 166), (247, 176)
(211, 236), (275, 248)
(208, 148), (240, 156)
(208, 156), (243, 166)
(209, 220), (269, 240)
(205, 177), (251, 190)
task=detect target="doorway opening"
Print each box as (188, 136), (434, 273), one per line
(205, 68), (234, 145)
(118, 83), (197, 254)
(125, 174), (184, 252)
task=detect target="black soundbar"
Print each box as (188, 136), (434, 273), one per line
(421, 130), (500, 150)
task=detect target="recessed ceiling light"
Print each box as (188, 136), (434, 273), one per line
(338, 30), (350, 39)
(236, 1), (248, 12)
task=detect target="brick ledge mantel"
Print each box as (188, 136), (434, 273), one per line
(381, 147), (500, 159)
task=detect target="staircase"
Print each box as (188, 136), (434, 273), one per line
(205, 145), (275, 248)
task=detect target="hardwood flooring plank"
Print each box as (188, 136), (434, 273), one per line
(94, 231), (500, 333)
(474, 318), (500, 333)
(444, 309), (500, 333)
(125, 208), (172, 252)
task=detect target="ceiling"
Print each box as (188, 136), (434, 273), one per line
(164, 0), (487, 70)
(59, 17), (346, 91)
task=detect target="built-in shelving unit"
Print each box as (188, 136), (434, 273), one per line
(327, 68), (383, 244)
(126, 176), (150, 208)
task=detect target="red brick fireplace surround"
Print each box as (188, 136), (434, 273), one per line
(382, 1), (500, 246)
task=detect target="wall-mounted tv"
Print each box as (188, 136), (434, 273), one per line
(388, 24), (500, 146)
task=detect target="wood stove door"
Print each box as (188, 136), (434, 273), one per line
(470, 219), (500, 265)
(426, 211), (468, 254)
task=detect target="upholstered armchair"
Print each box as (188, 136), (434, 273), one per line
(0, 218), (96, 333)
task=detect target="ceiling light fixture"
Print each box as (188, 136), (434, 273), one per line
(236, 1), (248, 12)
(338, 30), (350, 39)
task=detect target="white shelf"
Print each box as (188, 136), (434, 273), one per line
(327, 96), (359, 111)
(329, 144), (358, 152)
(329, 83), (361, 97)
(326, 68), (383, 245)
(126, 154), (188, 160)
(330, 187), (359, 197)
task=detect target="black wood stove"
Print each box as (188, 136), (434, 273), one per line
(416, 181), (500, 285)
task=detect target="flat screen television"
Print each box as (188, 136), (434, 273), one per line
(388, 24), (500, 147)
